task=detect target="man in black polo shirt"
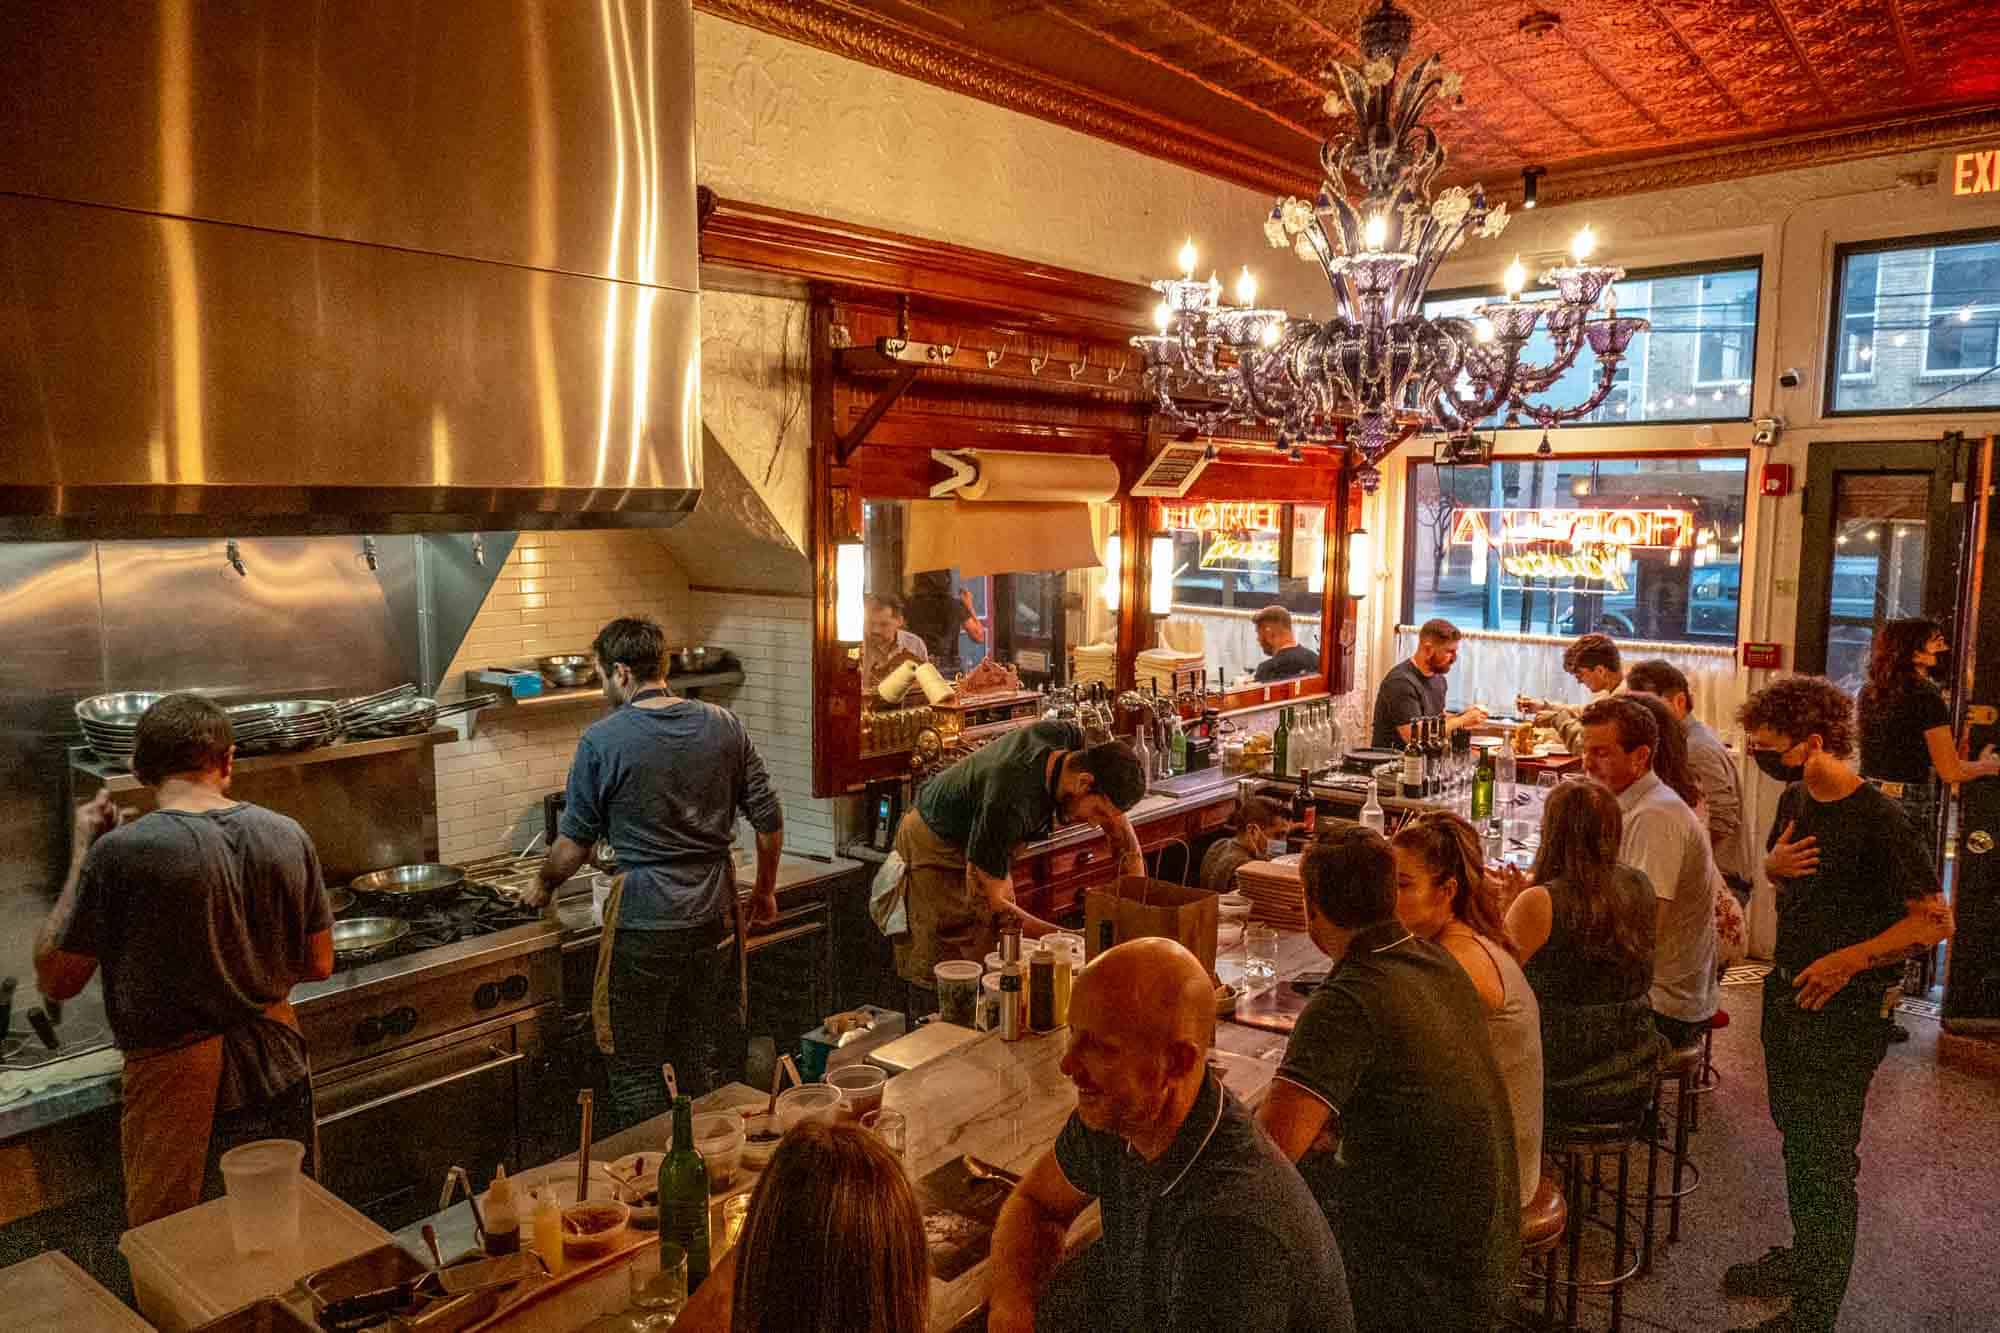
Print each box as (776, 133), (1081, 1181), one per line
(1726, 676), (1951, 1333)
(1369, 617), (1486, 748)
(989, 938), (1353, 1333)
(1257, 826), (1518, 1332)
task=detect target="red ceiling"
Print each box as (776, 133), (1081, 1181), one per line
(701, 0), (2000, 204)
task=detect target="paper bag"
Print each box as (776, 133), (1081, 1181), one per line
(1085, 876), (1220, 977)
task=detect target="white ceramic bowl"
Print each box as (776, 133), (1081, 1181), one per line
(775, 1084), (845, 1132)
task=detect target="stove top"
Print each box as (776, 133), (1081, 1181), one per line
(335, 882), (544, 964)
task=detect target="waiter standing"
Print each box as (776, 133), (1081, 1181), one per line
(893, 721), (1147, 991)
(1370, 618), (1485, 748)
(525, 616), (782, 1129)
(35, 694), (333, 1225)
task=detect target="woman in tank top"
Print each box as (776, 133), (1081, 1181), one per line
(1391, 811), (1543, 1208)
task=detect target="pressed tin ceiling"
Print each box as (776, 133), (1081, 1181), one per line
(698, 0), (2000, 205)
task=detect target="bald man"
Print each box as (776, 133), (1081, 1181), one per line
(989, 939), (1353, 1333)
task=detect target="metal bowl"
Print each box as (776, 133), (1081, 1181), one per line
(75, 692), (166, 728)
(330, 916), (410, 964)
(350, 862), (466, 912)
(668, 646), (707, 676)
(538, 654), (600, 689)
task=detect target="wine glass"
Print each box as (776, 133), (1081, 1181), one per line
(626, 1242), (688, 1330)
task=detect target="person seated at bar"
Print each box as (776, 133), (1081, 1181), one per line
(989, 938), (1354, 1333)
(1576, 697), (1719, 1049)
(1502, 779), (1664, 1126)
(1252, 605), (1322, 682)
(1200, 795), (1291, 894)
(1625, 690), (1747, 968)
(1518, 633), (1625, 751)
(676, 1119), (928, 1333)
(1390, 811), (1543, 1210)
(863, 592), (929, 694)
(1257, 827), (1517, 1333)
(1626, 659), (1753, 904)
(1369, 617), (1486, 748)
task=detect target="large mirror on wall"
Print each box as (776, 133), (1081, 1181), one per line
(859, 499), (1119, 704)
(1405, 455), (1750, 645)
(1156, 499), (1327, 689)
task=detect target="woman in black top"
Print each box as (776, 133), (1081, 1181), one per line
(1504, 778), (1663, 1123)
(1856, 617), (1998, 844)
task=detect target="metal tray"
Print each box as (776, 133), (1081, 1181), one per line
(191, 1297), (317, 1333)
(297, 1244), (511, 1333)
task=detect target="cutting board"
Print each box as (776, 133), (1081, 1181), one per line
(0, 1251), (152, 1332)
(868, 1021), (983, 1075)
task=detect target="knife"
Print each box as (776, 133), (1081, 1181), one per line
(316, 1252), (545, 1330)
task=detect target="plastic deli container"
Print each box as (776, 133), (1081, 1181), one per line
(774, 1084), (845, 1133)
(218, 1139), (306, 1255)
(825, 1064), (887, 1120)
(692, 1112), (747, 1191)
(934, 960), (982, 1027)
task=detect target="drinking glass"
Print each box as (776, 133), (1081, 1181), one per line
(863, 1108), (909, 1158)
(1243, 924), (1279, 988)
(718, 1193), (752, 1252)
(627, 1242), (688, 1330)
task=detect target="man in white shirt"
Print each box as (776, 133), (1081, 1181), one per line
(1578, 696), (1720, 1048)
(1520, 634), (1626, 752)
(1627, 659), (1753, 901)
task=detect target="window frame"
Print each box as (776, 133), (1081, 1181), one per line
(1836, 250), (1882, 382)
(1425, 254), (1763, 428)
(1825, 226), (2000, 417)
(1920, 241), (2000, 379)
(1691, 269), (1757, 390)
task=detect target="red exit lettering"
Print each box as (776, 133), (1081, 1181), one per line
(1954, 149), (1999, 196)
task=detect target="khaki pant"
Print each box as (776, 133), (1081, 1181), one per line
(892, 810), (1002, 987)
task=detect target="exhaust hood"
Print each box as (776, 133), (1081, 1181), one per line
(0, 0), (701, 540)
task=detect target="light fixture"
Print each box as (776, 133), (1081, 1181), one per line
(1503, 256), (1527, 299)
(1570, 476), (1591, 497)
(1235, 266), (1259, 306)
(1958, 306), (1974, 323)
(1102, 534), (1121, 611)
(1149, 534), (1175, 614)
(1469, 525), (1488, 587)
(1521, 165), (1544, 209)
(1131, 2), (1645, 492)
(1152, 302), (1172, 333)
(835, 543), (865, 642)
(1538, 430), (1553, 456)
(1346, 527), (1372, 600)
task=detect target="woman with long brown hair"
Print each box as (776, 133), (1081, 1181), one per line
(1504, 779), (1662, 1124)
(1391, 810), (1542, 1207)
(1857, 616), (1998, 844)
(676, 1119), (928, 1333)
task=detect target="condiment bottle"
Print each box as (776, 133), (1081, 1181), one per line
(999, 958), (1024, 1041)
(1028, 948), (1056, 1032)
(1051, 946), (1073, 1027)
(532, 1190), (566, 1276)
(483, 1164), (520, 1256)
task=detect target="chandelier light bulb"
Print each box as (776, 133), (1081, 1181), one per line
(1153, 302), (1172, 333)
(1235, 266), (1258, 306)
(1178, 238), (1197, 278)
(1570, 225), (1597, 262)
(1363, 213), (1389, 251)
(1260, 321), (1283, 348)
(1474, 317), (1495, 343)
(1503, 257), (1527, 299)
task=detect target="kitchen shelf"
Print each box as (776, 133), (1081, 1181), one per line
(465, 669), (745, 709)
(70, 729), (451, 793)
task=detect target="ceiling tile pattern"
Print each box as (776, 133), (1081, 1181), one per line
(700, 0), (2000, 203)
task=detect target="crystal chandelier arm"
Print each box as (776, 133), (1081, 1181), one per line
(1518, 345), (1624, 429)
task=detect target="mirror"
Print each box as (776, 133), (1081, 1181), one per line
(858, 500), (1118, 745)
(1155, 500), (1327, 688)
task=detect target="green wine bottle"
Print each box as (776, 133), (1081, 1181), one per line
(659, 1094), (711, 1288)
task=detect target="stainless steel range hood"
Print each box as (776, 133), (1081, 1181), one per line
(0, 0), (700, 539)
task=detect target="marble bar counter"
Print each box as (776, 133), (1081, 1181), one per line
(400, 1018), (1291, 1332)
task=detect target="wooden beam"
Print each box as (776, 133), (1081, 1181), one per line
(834, 365), (923, 466)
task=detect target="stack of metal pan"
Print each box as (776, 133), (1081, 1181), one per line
(237, 699), (343, 754)
(74, 692), (163, 763)
(337, 683), (420, 726)
(342, 692), (493, 739)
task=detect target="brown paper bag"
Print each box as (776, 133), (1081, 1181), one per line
(1084, 876), (1220, 977)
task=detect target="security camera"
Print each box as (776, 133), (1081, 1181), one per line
(1777, 367), (1802, 388)
(1752, 415), (1784, 447)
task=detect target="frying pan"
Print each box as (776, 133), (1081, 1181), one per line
(350, 863), (467, 913)
(331, 917), (411, 965)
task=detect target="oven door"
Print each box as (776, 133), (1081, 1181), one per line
(314, 1005), (549, 1230)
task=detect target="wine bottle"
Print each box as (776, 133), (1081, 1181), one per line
(1273, 707), (1292, 780)
(659, 1094), (711, 1289)
(1401, 724), (1424, 800)
(1293, 768), (1317, 836)
(1472, 740), (1495, 822)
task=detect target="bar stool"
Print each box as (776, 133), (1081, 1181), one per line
(1545, 1115), (1646, 1331)
(1641, 1042), (1705, 1274)
(1519, 1173), (1569, 1323)
(1686, 1009), (1728, 1132)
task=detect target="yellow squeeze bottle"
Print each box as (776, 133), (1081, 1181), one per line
(532, 1188), (566, 1276)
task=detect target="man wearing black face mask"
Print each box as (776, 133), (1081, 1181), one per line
(1726, 676), (1951, 1333)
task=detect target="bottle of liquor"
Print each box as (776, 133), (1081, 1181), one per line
(1360, 781), (1386, 834)
(1401, 723), (1424, 799)
(1425, 718), (1445, 799)
(1293, 767), (1317, 836)
(1273, 707), (1292, 780)
(1472, 740), (1496, 822)
(659, 1094), (711, 1288)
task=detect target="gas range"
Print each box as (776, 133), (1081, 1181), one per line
(338, 882), (548, 960)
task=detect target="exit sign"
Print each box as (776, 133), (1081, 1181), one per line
(1945, 146), (2000, 197)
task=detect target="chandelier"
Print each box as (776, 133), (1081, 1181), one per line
(1131, 0), (1648, 492)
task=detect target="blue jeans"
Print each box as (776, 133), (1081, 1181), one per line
(606, 919), (739, 1132)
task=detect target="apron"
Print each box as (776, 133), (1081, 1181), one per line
(120, 998), (304, 1227)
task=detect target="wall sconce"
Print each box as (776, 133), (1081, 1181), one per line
(835, 542), (865, 642)
(1346, 527), (1372, 600)
(1102, 534), (1121, 611)
(1149, 534), (1174, 615)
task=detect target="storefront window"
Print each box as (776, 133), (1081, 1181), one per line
(1162, 500), (1325, 686)
(1405, 456), (1750, 645)
(1828, 231), (2000, 413)
(1424, 259), (1760, 425)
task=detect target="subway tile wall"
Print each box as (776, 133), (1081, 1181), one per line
(427, 532), (832, 862)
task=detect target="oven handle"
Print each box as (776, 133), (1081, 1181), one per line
(316, 1046), (526, 1127)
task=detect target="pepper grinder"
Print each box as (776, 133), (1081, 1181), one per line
(998, 930), (1024, 1041)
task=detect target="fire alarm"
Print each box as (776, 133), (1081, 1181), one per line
(1760, 463), (1793, 497)
(1742, 642), (1784, 670)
